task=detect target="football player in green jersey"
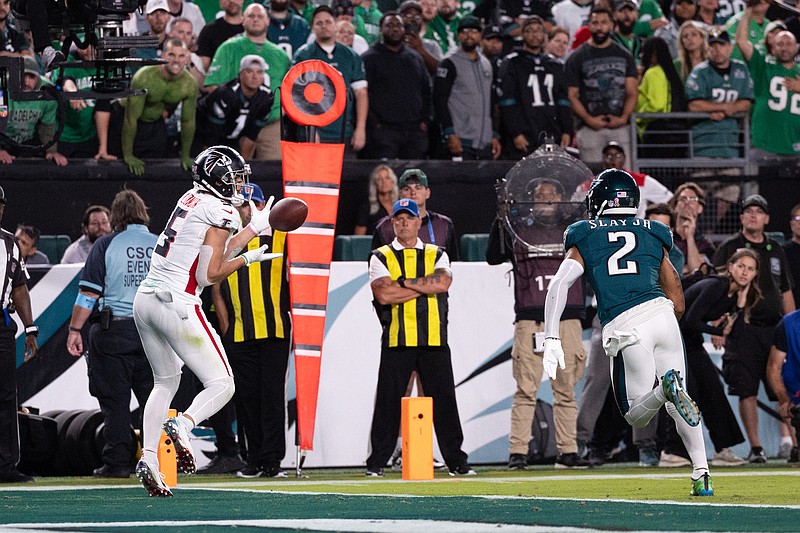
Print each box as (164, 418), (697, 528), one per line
(543, 169), (714, 496)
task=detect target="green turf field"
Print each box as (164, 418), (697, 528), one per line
(2, 464), (798, 532)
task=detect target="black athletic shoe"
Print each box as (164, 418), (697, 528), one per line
(0, 468), (33, 483)
(448, 463), (476, 476)
(508, 453), (527, 470)
(197, 454), (246, 475)
(555, 453), (590, 469)
(365, 466), (384, 477)
(92, 464), (130, 478)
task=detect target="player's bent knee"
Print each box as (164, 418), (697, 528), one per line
(153, 373), (181, 395)
(202, 375), (235, 403)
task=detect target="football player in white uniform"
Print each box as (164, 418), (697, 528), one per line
(133, 146), (280, 497)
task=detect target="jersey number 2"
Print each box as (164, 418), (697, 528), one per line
(154, 207), (188, 258)
(607, 231), (638, 275)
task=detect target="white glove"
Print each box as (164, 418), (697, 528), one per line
(543, 338), (565, 380)
(242, 244), (282, 265)
(246, 195), (275, 235)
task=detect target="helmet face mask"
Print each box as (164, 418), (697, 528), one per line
(192, 146), (253, 206)
(585, 169), (640, 219)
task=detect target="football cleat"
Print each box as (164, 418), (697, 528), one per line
(662, 369), (701, 427)
(690, 472), (714, 496)
(163, 416), (196, 474)
(135, 460), (173, 498)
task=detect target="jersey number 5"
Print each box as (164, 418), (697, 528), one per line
(607, 231), (638, 275)
(154, 207), (189, 258)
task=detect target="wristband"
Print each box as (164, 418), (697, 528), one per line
(25, 325), (39, 337)
(397, 277), (406, 288)
(69, 326), (82, 333)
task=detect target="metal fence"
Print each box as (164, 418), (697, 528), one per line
(629, 111), (757, 238)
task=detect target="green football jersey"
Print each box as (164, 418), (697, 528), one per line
(3, 76), (57, 146)
(685, 59), (754, 158)
(747, 48), (800, 155)
(60, 59), (98, 144)
(205, 36), (291, 123)
(724, 12), (768, 61)
(564, 217), (672, 326)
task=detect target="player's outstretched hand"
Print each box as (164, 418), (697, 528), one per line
(242, 244), (282, 265)
(543, 338), (565, 380)
(246, 195), (275, 235)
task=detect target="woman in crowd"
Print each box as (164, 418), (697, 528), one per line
(636, 37), (688, 157)
(661, 249), (761, 467)
(353, 164), (399, 235)
(675, 20), (707, 82)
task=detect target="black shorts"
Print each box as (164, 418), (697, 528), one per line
(722, 321), (777, 399)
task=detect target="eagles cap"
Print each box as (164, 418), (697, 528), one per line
(707, 29), (730, 44)
(457, 15), (482, 32)
(742, 194), (768, 213)
(392, 198), (420, 218)
(482, 25), (502, 39)
(399, 169), (429, 188)
(240, 54), (268, 72)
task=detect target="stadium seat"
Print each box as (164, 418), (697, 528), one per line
(459, 234), (490, 262)
(765, 231), (785, 245)
(37, 235), (72, 264)
(333, 235), (373, 261)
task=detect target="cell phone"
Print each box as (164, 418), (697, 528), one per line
(405, 22), (421, 36)
(100, 307), (112, 330)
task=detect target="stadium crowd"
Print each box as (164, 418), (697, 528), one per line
(0, 0), (798, 167)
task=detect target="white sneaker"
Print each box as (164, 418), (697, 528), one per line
(711, 447), (746, 466)
(779, 441), (793, 459)
(135, 459), (173, 497)
(659, 451), (691, 467)
(163, 416), (196, 474)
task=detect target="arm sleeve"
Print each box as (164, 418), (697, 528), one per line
(486, 217), (511, 265)
(433, 59), (457, 133)
(682, 278), (727, 336)
(544, 258), (585, 338)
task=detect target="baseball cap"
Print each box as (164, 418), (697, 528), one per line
(707, 29), (730, 44)
(615, 0), (639, 10)
(23, 56), (40, 76)
(457, 15), (482, 32)
(239, 54), (268, 72)
(0, 185), (6, 205)
(250, 183), (265, 204)
(331, 0), (354, 17)
(398, 0), (422, 14)
(521, 15), (545, 30)
(398, 169), (429, 188)
(482, 25), (502, 39)
(764, 20), (788, 35)
(392, 198), (420, 218)
(146, 0), (170, 14)
(602, 140), (625, 154)
(742, 194), (768, 213)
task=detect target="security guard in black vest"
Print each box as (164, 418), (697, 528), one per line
(212, 184), (291, 479)
(0, 185), (39, 483)
(365, 198), (473, 477)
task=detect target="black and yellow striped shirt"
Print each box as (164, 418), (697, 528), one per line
(372, 243), (449, 348)
(221, 232), (291, 341)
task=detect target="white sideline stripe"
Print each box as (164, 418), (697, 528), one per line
(285, 186), (340, 196)
(292, 309), (327, 317)
(292, 228), (335, 236)
(290, 268), (331, 277)
(0, 519), (697, 533)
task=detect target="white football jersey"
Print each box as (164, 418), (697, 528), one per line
(143, 188), (241, 301)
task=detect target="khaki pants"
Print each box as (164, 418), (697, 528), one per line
(509, 319), (586, 456)
(254, 120), (282, 161)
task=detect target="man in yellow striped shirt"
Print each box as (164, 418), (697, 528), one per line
(366, 198), (473, 477)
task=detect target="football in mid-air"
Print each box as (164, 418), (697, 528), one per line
(269, 197), (308, 232)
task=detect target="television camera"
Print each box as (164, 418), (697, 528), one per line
(0, 0), (165, 151)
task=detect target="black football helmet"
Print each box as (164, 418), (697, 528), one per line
(192, 146), (252, 206)
(585, 169), (639, 219)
